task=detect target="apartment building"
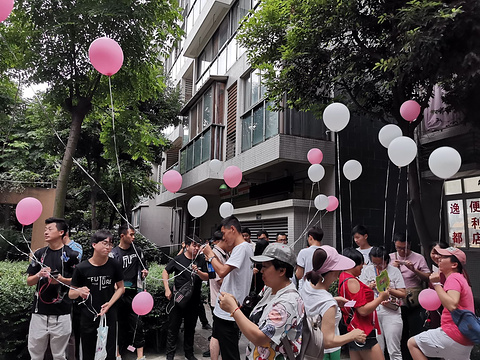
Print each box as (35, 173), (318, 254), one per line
(133, 1), (480, 300)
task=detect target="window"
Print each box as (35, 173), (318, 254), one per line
(241, 71), (278, 152)
(196, 0), (253, 81)
(180, 82), (225, 173)
(445, 176), (480, 249)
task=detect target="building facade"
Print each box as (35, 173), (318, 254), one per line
(134, 0), (480, 300)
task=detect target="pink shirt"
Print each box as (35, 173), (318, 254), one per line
(389, 251), (430, 288)
(441, 272), (475, 346)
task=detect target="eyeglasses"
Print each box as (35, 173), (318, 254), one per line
(395, 246), (407, 251)
(98, 241), (114, 247)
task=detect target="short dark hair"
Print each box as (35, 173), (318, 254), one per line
(351, 225), (368, 237)
(221, 215), (242, 233)
(91, 229), (113, 244)
(212, 230), (223, 241)
(241, 227), (251, 236)
(305, 248), (328, 285)
(369, 246), (390, 264)
(254, 239), (269, 256)
(307, 227), (324, 242)
(276, 232), (287, 239)
(343, 247), (364, 266)
(271, 258), (294, 279)
(257, 230), (269, 239)
(393, 232), (409, 243)
(118, 224), (134, 237)
(185, 235), (201, 246)
(45, 217), (68, 238)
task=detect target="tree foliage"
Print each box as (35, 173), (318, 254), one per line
(2, 0), (183, 217)
(238, 0), (480, 126)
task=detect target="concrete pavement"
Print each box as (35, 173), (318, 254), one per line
(120, 304), (248, 360)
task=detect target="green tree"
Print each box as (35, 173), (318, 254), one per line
(238, 0), (480, 248)
(7, 0), (182, 217)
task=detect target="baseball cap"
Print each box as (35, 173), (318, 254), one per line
(250, 243), (296, 268)
(435, 246), (467, 266)
(317, 245), (355, 273)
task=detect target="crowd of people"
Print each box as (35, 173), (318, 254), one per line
(25, 216), (475, 360)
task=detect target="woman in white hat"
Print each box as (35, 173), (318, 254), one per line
(300, 245), (366, 360)
(218, 243), (304, 360)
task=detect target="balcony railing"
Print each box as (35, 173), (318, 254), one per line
(179, 124), (224, 174)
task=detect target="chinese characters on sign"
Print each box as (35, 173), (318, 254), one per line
(467, 198), (480, 247)
(447, 200), (465, 247)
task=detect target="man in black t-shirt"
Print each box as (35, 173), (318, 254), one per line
(69, 230), (124, 360)
(26, 217), (79, 360)
(162, 237), (208, 360)
(110, 224), (149, 360)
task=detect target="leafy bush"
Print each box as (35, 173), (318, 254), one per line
(0, 228), (33, 261)
(143, 263), (171, 351)
(0, 261), (34, 359)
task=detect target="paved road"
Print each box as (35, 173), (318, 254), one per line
(120, 304), (350, 360)
(119, 305), (248, 360)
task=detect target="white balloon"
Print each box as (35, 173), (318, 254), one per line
(428, 147), (461, 179)
(388, 136), (417, 167)
(219, 202), (234, 218)
(314, 194), (329, 210)
(308, 164), (325, 183)
(343, 160), (362, 181)
(323, 103), (350, 132)
(187, 195), (208, 218)
(209, 159), (222, 173)
(378, 124), (402, 148)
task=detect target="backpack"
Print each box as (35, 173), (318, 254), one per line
(450, 309), (480, 344)
(281, 314), (324, 360)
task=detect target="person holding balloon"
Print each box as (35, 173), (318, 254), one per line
(69, 230), (125, 360)
(301, 246), (367, 360)
(359, 247), (406, 360)
(110, 224), (149, 360)
(339, 247), (390, 360)
(162, 236), (209, 360)
(408, 247), (474, 360)
(26, 217), (80, 360)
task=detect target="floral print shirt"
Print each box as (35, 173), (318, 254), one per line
(246, 282), (304, 360)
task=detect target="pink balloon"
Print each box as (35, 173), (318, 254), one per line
(223, 166), (242, 188)
(0, 0), (14, 22)
(307, 148), (323, 165)
(16, 197), (43, 226)
(132, 291), (154, 316)
(418, 288), (441, 311)
(88, 37), (124, 76)
(163, 170), (182, 193)
(400, 100), (421, 122)
(325, 196), (339, 212)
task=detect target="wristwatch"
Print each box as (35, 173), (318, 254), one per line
(207, 255), (215, 263)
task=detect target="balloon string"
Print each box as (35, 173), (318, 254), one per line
(349, 181), (353, 231)
(290, 209), (320, 250)
(108, 76), (128, 222)
(392, 167), (402, 242)
(438, 180), (445, 243)
(306, 182), (315, 230)
(336, 132), (344, 252)
(21, 226), (38, 263)
(406, 165), (409, 245)
(383, 162), (390, 246)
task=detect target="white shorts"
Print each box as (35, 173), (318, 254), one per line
(414, 328), (473, 360)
